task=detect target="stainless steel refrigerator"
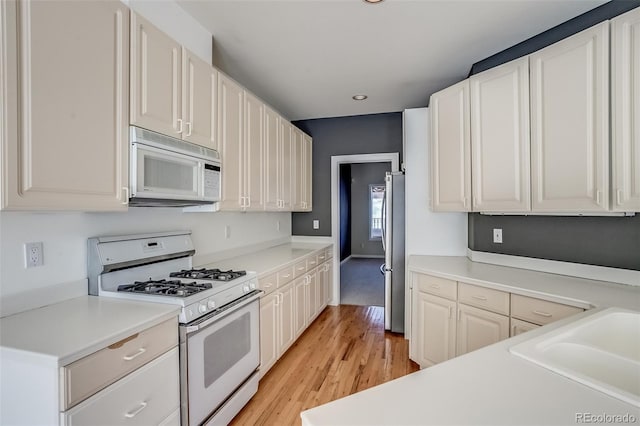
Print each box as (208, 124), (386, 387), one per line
(382, 171), (405, 333)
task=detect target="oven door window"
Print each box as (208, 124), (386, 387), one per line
(134, 144), (202, 199)
(186, 299), (259, 426)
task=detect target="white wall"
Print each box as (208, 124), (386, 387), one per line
(404, 107), (467, 256)
(0, 209), (290, 295)
(123, 0), (212, 63)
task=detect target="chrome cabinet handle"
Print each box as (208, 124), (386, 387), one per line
(532, 310), (552, 318)
(448, 306), (452, 319)
(430, 284), (440, 289)
(186, 121), (192, 137)
(176, 118), (183, 134)
(125, 401), (147, 418)
(123, 347), (146, 361)
(263, 282), (273, 288)
(617, 189), (623, 206)
(596, 190), (601, 206)
(471, 295), (487, 301)
(512, 325), (517, 336)
(282, 274), (290, 278)
(297, 267), (305, 271)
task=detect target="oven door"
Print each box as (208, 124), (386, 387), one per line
(131, 142), (203, 201)
(181, 293), (260, 426)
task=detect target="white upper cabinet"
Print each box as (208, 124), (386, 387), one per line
(217, 72), (244, 210)
(303, 133), (313, 211)
(612, 7), (640, 212)
(430, 80), (471, 212)
(470, 57), (530, 212)
(182, 49), (217, 149)
(263, 105), (280, 210)
(530, 21), (610, 212)
(244, 90), (265, 211)
(131, 13), (215, 150)
(130, 12), (182, 138)
(279, 119), (294, 210)
(293, 128), (305, 211)
(1, 0), (129, 210)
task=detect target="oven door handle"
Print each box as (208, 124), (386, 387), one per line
(183, 290), (262, 335)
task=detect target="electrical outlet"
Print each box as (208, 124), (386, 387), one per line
(24, 242), (44, 268)
(493, 228), (503, 244)
(224, 225), (231, 239)
(313, 220), (319, 230)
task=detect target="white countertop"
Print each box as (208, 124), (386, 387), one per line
(408, 255), (640, 310)
(0, 296), (179, 366)
(199, 242), (332, 277)
(301, 308), (640, 426)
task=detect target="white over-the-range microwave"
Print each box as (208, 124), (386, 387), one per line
(129, 126), (221, 207)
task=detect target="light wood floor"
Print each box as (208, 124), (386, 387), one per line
(230, 305), (419, 426)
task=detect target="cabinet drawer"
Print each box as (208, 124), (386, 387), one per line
(511, 294), (583, 325)
(277, 266), (294, 287)
(62, 347), (180, 426)
(259, 272), (277, 294)
(307, 255), (319, 269)
(61, 318), (178, 410)
(458, 282), (510, 315)
(317, 251), (328, 264)
(293, 260), (308, 278)
(414, 274), (457, 300)
(325, 248), (333, 259)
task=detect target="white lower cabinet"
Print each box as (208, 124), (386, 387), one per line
(258, 247), (333, 379)
(456, 304), (509, 356)
(61, 347), (179, 426)
(410, 272), (585, 368)
(412, 292), (457, 368)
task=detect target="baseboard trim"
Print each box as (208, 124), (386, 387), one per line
(350, 254), (385, 259)
(467, 249), (640, 286)
(0, 279), (87, 318)
(340, 255), (353, 265)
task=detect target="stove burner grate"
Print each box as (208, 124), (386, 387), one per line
(117, 279), (212, 297)
(170, 268), (247, 281)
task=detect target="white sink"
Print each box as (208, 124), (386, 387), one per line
(510, 308), (640, 407)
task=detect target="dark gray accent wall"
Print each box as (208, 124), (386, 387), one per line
(291, 112), (403, 236)
(350, 162), (390, 257)
(468, 1), (640, 271)
(339, 164), (352, 261)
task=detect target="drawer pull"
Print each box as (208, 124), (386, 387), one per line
(263, 283), (273, 288)
(297, 267), (305, 271)
(430, 284), (441, 289)
(532, 310), (552, 318)
(282, 274), (291, 278)
(471, 295), (488, 301)
(319, 256), (325, 260)
(124, 401), (148, 418)
(123, 347), (146, 361)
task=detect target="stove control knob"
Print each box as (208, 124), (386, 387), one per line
(243, 285), (249, 293)
(207, 300), (216, 309)
(250, 282), (256, 290)
(198, 304), (207, 314)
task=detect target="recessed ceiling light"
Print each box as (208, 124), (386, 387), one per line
(363, 0), (384, 3)
(352, 95), (368, 101)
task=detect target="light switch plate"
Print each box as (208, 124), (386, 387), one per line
(493, 228), (503, 244)
(313, 220), (319, 230)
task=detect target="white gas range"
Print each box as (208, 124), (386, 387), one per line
(88, 231), (261, 426)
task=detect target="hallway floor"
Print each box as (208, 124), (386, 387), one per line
(230, 305), (418, 426)
(340, 257), (385, 306)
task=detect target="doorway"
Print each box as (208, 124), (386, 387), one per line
(330, 153), (400, 307)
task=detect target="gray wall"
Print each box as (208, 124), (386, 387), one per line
(467, 1), (640, 271)
(292, 113), (403, 236)
(350, 163), (390, 257)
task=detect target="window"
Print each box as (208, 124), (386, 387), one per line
(369, 184), (385, 240)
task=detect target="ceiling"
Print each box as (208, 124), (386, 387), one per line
(177, 0), (607, 121)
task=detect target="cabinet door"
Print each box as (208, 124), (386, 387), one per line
(259, 293), (278, 379)
(182, 49), (216, 149)
(293, 277), (307, 338)
(612, 7), (640, 212)
(292, 128), (305, 211)
(303, 134), (313, 211)
(130, 12), (181, 138)
(319, 264), (328, 311)
(413, 292), (456, 368)
(430, 80), (471, 212)
(279, 119), (294, 210)
(278, 282), (295, 356)
(263, 106), (280, 210)
(2, 0), (129, 210)
(456, 304), (508, 356)
(218, 73), (244, 210)
(530, 22), (609, 212)
(470, 57), (530, 212)
(325, 262), (333, 305)
(510, 318), (540, 337)
(244, 91), (265, 211)
(306, 271), (318, 323)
